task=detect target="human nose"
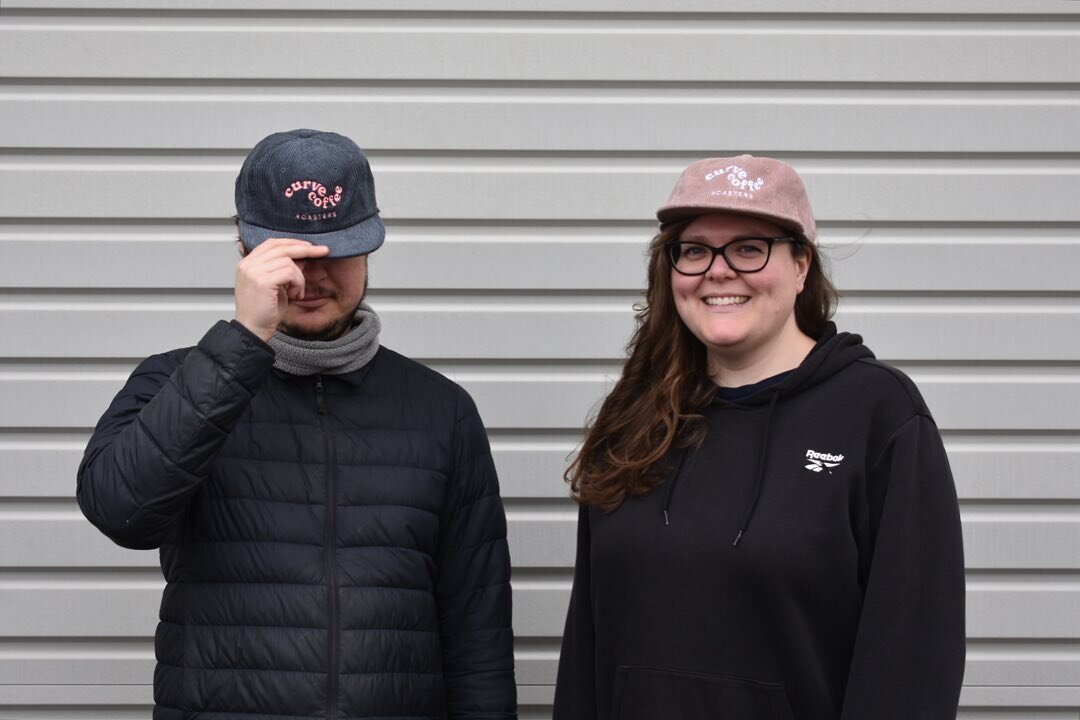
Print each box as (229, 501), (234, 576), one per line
(705, 248), (738, 280)
(295, 257), (327, 278)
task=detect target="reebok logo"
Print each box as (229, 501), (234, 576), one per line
(804, 449), (844, 474)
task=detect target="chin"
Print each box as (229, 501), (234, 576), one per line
(704, 337), (750, 353)
(279, 314), (353, 342)
(697, 326), (751, 348)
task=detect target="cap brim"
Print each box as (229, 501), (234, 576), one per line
(239, 214), (385, 258)
(657, 205), (812, 243)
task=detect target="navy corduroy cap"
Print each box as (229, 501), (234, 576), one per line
(235, 129), (385, 258)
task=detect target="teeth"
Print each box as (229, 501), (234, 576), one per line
(704, 296), (749, 306)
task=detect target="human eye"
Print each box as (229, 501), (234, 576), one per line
(680, 242), (709, 259)
(730, 239), (768, 257)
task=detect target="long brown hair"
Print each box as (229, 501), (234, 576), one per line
(566, 221), (837, 509)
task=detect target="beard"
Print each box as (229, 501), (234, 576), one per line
(278, 304), (360, 342)
(278, 286), (366, 342)
(276, 264), (369, 342)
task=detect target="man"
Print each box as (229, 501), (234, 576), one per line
(77, 129), (517, 719)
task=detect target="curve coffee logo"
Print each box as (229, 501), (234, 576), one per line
(704, 164), (765, 200)
(804, 449), (844, 474)
(284, 179), (345, 222)
(284, 180), (345, 209)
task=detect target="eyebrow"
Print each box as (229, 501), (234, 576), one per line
(679, 233), (764, 243)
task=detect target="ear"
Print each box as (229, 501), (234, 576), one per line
(793, 245), (812, 294)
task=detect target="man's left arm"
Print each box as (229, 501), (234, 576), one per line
(435, 393), (517, 719)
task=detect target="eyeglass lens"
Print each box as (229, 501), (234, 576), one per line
(670, 238), (775, 275)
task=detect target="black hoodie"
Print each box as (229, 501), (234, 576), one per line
(553, 323), (965, 720)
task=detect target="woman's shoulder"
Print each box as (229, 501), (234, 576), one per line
(840, 356), (933, 420)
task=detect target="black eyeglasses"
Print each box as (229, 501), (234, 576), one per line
(667, 236), (798, 276)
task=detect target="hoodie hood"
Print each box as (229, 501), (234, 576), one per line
(712, 321), (875, 408)
(662, 322), (875, 543)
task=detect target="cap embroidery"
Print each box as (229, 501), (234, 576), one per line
(704, 164), (764, 198)
(296, 211), (338, 222)
(283, 179), (345, 209)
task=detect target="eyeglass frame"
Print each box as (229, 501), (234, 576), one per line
(666, 235), (801, 276)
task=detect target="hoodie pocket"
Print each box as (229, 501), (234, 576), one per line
(610, 665), (795, 720)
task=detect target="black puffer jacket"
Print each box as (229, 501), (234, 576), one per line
(77, 320), (517, 719)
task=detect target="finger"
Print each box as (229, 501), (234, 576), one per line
(242, 237), (308, 256)
(261, 239), (331, 258)
(257, 263), (306, 294)
(245, 256), (305, 276)
(248, 238), (331, 260)
(284, 271), (306, 300)
(238, 252), (320, 284)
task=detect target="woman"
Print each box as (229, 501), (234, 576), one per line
(553, 156), (965, 719)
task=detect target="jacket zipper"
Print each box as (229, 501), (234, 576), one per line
(316, 376), (340, 717)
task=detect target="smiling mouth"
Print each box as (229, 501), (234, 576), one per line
(704, 296), (749, 306)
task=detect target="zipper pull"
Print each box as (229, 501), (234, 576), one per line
(315, 376), (327, 414)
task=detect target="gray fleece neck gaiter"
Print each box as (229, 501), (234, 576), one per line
(268, 301), (381, 376)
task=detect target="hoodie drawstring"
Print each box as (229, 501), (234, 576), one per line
(657, 325), (872, 546)
(660, 388), (780, 546)
(652, 390), (781, 548)
(661, 447), (689, 526)
(733, 390), (781, 547)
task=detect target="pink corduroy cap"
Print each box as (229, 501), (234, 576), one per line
(656, 155), (817, 244)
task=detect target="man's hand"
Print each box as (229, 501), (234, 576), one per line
(235, 239), (331, 342)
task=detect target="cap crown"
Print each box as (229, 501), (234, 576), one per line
(235, 129), (384, 257)
(656, 155), (816, 244)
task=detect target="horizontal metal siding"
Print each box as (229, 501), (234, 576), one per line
(3, 227), (1080, 292)
(4, 162), (1080, 221)
(2, 19), (1079, 83)
(1, 2), (1079, 718)
(4, 1), (1079, 11)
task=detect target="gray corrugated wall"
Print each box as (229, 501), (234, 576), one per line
(1, 1), (1079, 718)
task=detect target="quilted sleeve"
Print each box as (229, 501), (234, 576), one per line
(435, 391), (517, 719)
(76, 320), (275, 549)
